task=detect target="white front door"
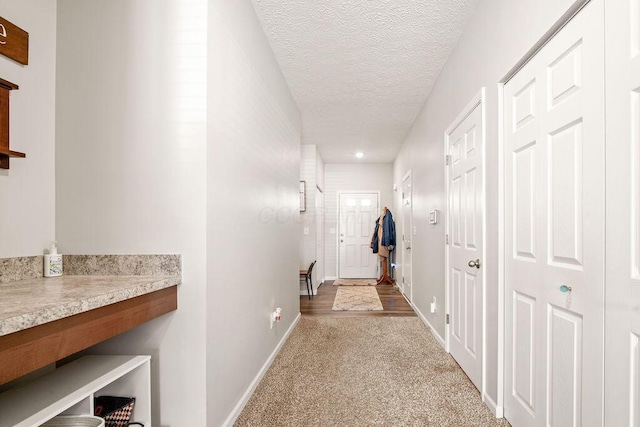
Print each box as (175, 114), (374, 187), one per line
(446, 92), (484, 392)
(402, 172), (412, 300)
(338, 193), (378, 278)
(504, 2), (605, 426)
(604, 0), (640, 424)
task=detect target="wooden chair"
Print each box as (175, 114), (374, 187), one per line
(300, 261), (316, 300)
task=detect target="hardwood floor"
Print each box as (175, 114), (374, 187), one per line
(300, 280), (417, 317)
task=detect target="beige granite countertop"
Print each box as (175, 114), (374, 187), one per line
(0, 275), (180, 337)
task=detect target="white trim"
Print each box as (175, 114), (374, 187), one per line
(483, 393), (504, 419)
(401, 170), (413, 301)
(325, 276), (337, 281)
(411, 299), (446, 349)
(497, 82), (506, 417)
(222, 313), (302, 427)
(501, 0), (591, 83)
(336, 191), (381, 279)
(443, 87), (487, 395)
(480, 86), (488, 411)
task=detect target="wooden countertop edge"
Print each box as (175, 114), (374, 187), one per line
(0, 285), (178, 386)
(0, 276), (181, 337)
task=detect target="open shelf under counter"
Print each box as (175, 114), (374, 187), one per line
(0, 355), (151, 427)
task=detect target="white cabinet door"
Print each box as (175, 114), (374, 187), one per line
(504, 1), (605, 426)
(446, 96), (484, 392)
(604, 0), (640, 425)
(338, 193), (378, 278)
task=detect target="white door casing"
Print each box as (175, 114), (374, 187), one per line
(315, 187), (324, 288)
(338, 192), (378, 278)
(402, 171), (413, 301)
(445, 90), (485, 393)
(503, 2), (605, 426)
(604, 0), (640, 425)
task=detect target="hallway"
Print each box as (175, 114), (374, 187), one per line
(300, 281), (416, 317)
(236, 305), (509, 426)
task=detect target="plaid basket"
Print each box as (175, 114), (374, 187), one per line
(94, 396), (136, 427)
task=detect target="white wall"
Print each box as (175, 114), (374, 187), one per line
(300, 144), (317, 273)
(208, 0), (302, 425)
(299, 145), (325, 292)
(393, 0), (579, 410)
(0, 1), (56, 258)
(324, 163), (393, 279)
(55, 1), (208, 425)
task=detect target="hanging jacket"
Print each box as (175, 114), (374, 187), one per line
(370, 210), (396, 253)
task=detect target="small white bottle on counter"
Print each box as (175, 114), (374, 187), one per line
(44, 241), (63, 277)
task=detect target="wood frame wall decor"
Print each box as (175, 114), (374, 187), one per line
(0, 16), (29, 65)
(0, 77), (23, 170)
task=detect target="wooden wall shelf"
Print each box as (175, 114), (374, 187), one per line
(0, 77), (22, 170)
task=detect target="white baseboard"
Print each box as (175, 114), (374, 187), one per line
(325, 276), (337, 280)
(222, 312), (302, 427)
(411, 301), (446, 349)
(299, 288), (317, 296)
(483, 393), (503, 418)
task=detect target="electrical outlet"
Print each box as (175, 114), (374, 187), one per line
(430, 296), (437, 313)
(270, 308), (282, 329)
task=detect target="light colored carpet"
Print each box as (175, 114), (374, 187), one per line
(333, 278), (377, 286)
(235, 317), (510, 426)
(332, 287), (383, 311)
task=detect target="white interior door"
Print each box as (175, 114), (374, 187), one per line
(604, 0), (640, 424)
(315, 187), (324, 287)
(504, 2), (605, 426)
(338, 193), (378, 278)
(446, 93), (484, 392)
(402, 173), (412, 300)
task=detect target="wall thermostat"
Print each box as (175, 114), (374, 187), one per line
(429, 209), (438, 224)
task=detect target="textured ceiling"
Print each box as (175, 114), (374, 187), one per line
(252, 0), (480, 163)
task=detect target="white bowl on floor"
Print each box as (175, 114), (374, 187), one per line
(41, 415), (105, 427)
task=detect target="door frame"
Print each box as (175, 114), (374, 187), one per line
(315, 184), (324, 288)
(497, 0), (592, 418)
(336, 191), (381, 279)
(401, 170), (413, 301)
(444, 87), (487, 403)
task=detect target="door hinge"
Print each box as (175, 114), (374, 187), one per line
(402, 192), (405, 199)
(446, 234), (449, 245)
(446, 155), (451, 166)
(402, 277), (405, 284)
(446, 314), (450, 324)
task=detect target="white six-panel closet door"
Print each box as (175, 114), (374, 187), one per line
(504, 1), (605, 425)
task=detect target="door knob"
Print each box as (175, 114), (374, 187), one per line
(468, 259), (481, 269)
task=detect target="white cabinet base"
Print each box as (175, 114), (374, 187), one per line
(0, 355), (151, 427)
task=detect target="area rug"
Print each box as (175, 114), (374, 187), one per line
(332, 286), (383, 311)
(333, 278), (377, 286)
(235, 317), (510, 426)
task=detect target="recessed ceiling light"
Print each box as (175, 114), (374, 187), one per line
(355, 152), (364, 159)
